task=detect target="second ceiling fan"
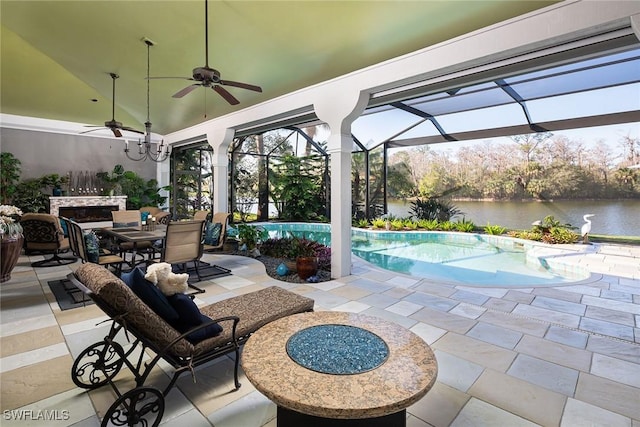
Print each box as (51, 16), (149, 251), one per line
(153, 0), (262, 105)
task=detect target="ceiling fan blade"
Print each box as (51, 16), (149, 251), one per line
(112, 128), (122, 138)
(147, 76), (194, 81)
(172, 84), (202, 98)
(79, 128), (103, 134)
(121, 126), (144, 135)
(213, 85), (240, 105)
(220, 80), (262, 92)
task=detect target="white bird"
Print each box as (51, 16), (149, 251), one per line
(581, 214), (595, 244)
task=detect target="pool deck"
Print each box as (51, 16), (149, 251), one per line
(1, 242), (638, 426)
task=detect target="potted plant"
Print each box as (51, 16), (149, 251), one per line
(41, 173), (69, 196)
(0, 204), (24, 283)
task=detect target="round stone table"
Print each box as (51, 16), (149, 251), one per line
(241, 311), (438, 427)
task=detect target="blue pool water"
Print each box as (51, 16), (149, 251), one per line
(260, 223), (589, 287)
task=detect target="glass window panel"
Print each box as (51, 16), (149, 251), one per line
(510, 59), (640, 100)
(527, 83), (640, 122)
(505, 48), (640, 82)
(411, 85), (513, 116)
(352, 108), (423, 147)
(436, 103), (527, 133)
(390, 119), (440, 140)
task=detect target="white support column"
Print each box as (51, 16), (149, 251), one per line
(206, 128), (235, 214)
(314, 88), (369, 278)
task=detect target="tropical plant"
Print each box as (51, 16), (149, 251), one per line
(354, 218), (370, 228)
(260, 236), (331, 269)
(97, 165), (167, 209)
(390, 219), (404, 230)
(371, 218), (387, 229)
(541, 227), (579, 244)
(0, 205), (23, 238)
(484, 223), (507, 235)
(237, 224), (268, 250)
(439, 221), (456, 231)
(269, 154), (326, 221)
(455, 219), (476, 232)
(12, 179), (50, 213)
(0, 153), (22, 204)
(416, 219), (439, 230)
(403, 219), (418, 230)
(410, 193), (462, 222)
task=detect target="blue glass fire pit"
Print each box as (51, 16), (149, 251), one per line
(286, 324), (389, 375)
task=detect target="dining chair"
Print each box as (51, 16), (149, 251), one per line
(20, 213), (77, 267)
(157, 220), (207, 293)
(66, 219), (125, 274)
(110, 210), (156, 262)
(193, 210), (210, 222)
(203, 212), (231, 253)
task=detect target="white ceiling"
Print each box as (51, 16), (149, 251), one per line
(0, 0), (557, 136)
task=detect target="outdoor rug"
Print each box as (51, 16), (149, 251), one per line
(48, 279), (94, 311)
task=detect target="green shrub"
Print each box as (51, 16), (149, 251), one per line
(439, 221), (456, 231)
(417, 219), (439, 230)
(455, 220), (475, 232)
(403, 219), (418, 230)
(354, 218), (370, 228)
(542, 227), (579, 244)
(484, 223), (507, 235)
(390, 219), (404, 230)
(371, 218), (387, 229)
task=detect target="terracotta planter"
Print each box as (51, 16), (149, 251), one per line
(296, 256), (318, 280)
(1, 235), (23, 283)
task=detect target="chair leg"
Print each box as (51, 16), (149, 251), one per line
(31, 253), (77, 267)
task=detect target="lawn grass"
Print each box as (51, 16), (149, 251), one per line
(590, 234), (640, 245)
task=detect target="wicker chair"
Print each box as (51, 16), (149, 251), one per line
(20, 213), (77, 267)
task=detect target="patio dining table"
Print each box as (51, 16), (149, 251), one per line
(100, 225), (167, 268)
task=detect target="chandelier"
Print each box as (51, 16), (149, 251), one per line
(125, 38), (170, 162)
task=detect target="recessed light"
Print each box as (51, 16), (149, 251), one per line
(90, 99), (98, 102)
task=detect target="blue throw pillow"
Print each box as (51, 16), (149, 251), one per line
(168, 293), (202, 326)
(167, 293), (222, 343)
(83, 231), (100, 263)
(122, 267), (179, 322)
(59, 218), (69, 237)
(186, 314), (223, 344)
(204, 222), (222, 245)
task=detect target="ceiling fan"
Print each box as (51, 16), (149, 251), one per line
(150, 0), (262, 105)
(82, 73), (143, 137)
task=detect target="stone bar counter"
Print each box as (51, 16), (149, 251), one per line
(241, 311), (438, 426)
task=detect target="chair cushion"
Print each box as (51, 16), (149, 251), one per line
(204, 222), (222, 245)
(168, 293), (222, 343)
(83, 231), (100, 263)
(121, 267), (179, 322)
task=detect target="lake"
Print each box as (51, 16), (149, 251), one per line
(387, 199), (640, 237)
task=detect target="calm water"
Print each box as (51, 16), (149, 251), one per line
(388, 199), (640, 237)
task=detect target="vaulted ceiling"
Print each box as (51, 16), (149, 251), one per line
(1, 1), (557, 137)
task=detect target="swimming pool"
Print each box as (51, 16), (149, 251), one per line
(260, 223), (591, 287)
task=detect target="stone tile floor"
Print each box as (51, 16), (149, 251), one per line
(0, 242), (638, 426)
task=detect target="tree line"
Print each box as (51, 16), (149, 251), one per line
(386, 133), (640, 200)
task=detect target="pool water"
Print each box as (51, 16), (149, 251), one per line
(260, 223), (589, 287)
